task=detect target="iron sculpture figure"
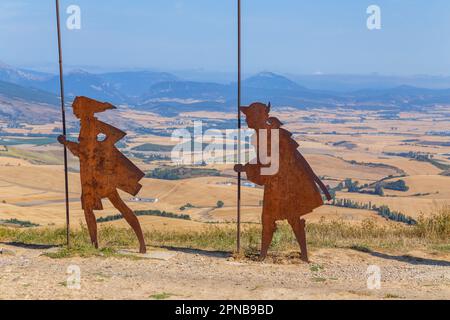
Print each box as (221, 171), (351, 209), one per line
(234, 102), (331, 262)
(58, 96), (147, 253)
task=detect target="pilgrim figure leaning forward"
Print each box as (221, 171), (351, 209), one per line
(58, 96), (147, 253)
(234, 102), (331, 262)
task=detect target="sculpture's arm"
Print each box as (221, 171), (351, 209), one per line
(57, 135), (80, 157)
(235, 162), (267, 186)
(66, 141), (81, 157)
(245, 163), (267, 186)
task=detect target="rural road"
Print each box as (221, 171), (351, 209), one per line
(0, 244), (449, 300)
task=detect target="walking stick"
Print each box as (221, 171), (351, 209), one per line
(236, 0), (242, 253)
(55, 0), (71, 248)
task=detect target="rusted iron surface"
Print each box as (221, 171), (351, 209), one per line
(58, 96), (146, 253)
(234, 102), (331, 262)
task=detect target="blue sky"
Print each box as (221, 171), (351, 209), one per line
(2, 0), (450, 75)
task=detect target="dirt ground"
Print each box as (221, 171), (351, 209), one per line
(1, 244), (449, 300)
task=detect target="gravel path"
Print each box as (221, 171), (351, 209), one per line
(0, 244), (449, 300)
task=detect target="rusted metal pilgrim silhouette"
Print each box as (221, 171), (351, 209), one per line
(234, 102), (331, 262)
(58, 96), (147, 253)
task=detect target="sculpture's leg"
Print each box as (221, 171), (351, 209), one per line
(84, 208), (98, 249)
(260, 214), (276, 261)
(288, 217), (309, 262)
(108, 190), (147, 254)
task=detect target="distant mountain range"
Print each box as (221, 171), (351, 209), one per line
(0, 80), (60, 123)
(1, 61), (450, 118)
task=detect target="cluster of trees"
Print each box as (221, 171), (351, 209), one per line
(344, 179), (367, 193)
(325, 181), (344, 200)
(97, 209), (191, 223)
(146, 166), (220, 180)
(132, 143), (173, 152)
(330, 198), (416, 225)
(328, 179), (376, 195)
(146, 167), (181, 180)
(330, 178), (409, 197)
(133, 152), (170, 163)
(376, 205), (416, 225)
(374, 184), (385, 196)
(385, 151), (450, 171)
(179, 200), (224, 211)
(331, 198), (373, 210)
(426, 130), (450, 136)
(385, 151), (432, 161)
(0, 218), (39, 228)
(180, 203), (195, 211)
(383, 179), (409, 192)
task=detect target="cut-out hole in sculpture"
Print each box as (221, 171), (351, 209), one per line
(97, 133), (106, 142)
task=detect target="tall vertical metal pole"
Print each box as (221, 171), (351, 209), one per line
(237, 0), (242, 253)
(55, 0), (71, 248)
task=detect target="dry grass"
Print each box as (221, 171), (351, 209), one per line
(415, 204), (450, 240)
(1, 206), (448, 258)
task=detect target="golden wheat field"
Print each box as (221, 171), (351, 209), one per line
(0, 107), (449, 232)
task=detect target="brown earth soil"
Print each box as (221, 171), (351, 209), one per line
(0, 244), (449, 300)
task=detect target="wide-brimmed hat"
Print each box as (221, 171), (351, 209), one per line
(72, 96), (116, 114)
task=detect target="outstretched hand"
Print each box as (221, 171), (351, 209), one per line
(57, 135), (67, 145)
(234, 164), (245, 173)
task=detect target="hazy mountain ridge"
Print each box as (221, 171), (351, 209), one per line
(0, 80), (59, 105)
(0, 81), (60, 123)
(1, 62), (450, 118)
(0, 61), (53, 86)
(101, 71), (179, 98)
(288, 73), (450, 92)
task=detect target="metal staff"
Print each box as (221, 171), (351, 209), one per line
(237, 0), (242, 253)
(55, 0), (71, 248)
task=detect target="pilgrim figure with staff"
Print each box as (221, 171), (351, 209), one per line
(234, 102), (331, 262)
(58, 96), (147, 253)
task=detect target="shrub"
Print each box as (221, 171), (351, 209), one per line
(415, 205), (450, 240)
(0, 218), (39, 228)
(330, 198), (416, 225)
(374, 185), (384, 196)
(383, 179), (409, 192)
(97, 210), (191, 223)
